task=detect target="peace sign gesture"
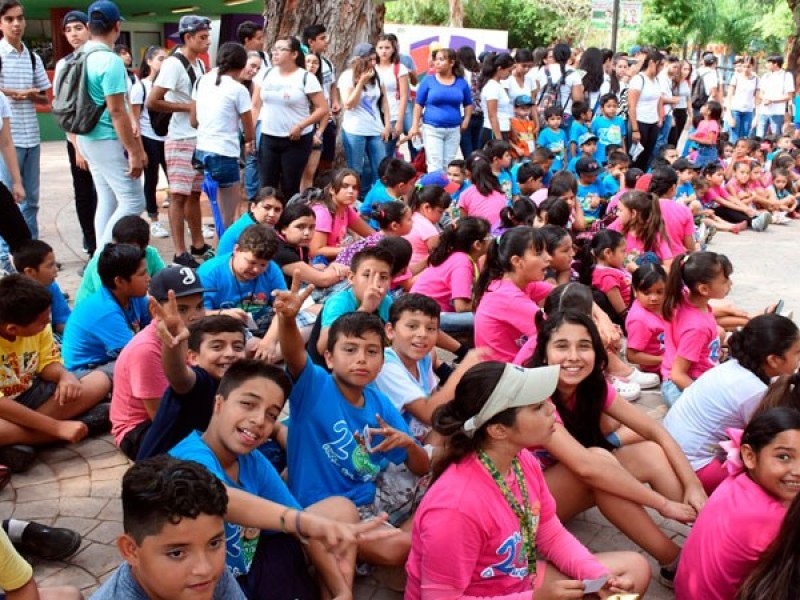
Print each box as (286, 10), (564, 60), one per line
(272, 271), (315, 320)
(149, 291), (190, 349)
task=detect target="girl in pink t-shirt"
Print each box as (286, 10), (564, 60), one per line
(701, 162), (754, 230)
(474, 227), (551, 362)
(625, 263), (667, 374)
(308, 169), (375, 260)
(526, 311), (707, 580)
(411, 216), (490, 320)
(458, 154), (509, 226)
(676, 408), (800, 600)
(404, 185), (451, 272)
(661, 251), (731, 407)
(612, 190), (675, 267)
(579, 229), (632, 319)
(406, 361), (649, 599)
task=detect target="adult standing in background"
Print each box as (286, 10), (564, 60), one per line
(668, 60), (692, 147)
(375, 34), (409, 159)
(653, 55), (680, 160)
(479, 52), (515, 143)
(457, 46), (483, 158)
(726, 56), (759, 143)
(55, 10), (98, 257)
(0, 0), (50, 266)
(627, 49), (664, 170)
(237, 20), (269, 77)
(693, 53), (721, 126)
(303, 24), (341, 171)
(756, 55), (794, 137)
(579, 47), (610, 111)
(536, 43), (584, 128)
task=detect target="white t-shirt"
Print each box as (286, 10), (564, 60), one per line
(629, 73), (661, 124)
(503, 74), (533, 103)
(696, 67), (720, 102)
(130, 79), (165, 142)
(153, 51), (205, 140)
(338, 69), (384, 136)
(657, 71), (676, 116)
(535, 64), (583, 112)
(676, 79), (691, 110)
(0, 91), (10, 130)
(320, 56), (335, 105)
(376, 63), (409, 122)
(662, 360), (766, 471)
(760, 69), (795, 116)
(258, 67), (322, 137)
(729, 73), (759, 113)
(193, 72), (251, 157)
(481, 78), (513, 131)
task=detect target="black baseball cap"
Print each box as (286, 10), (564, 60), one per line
(149, 266), (212, 302)
(576, 156), (602, 175)
(672, 158), (699, 171)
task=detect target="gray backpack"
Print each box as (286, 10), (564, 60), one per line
(52, 46), (112, 135)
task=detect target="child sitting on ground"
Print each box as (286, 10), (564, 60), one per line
(360, 158), (417, 224)
(600, 150), (630, 199)
(404, 185), (451, 273)
(567, 133), (598, 174)
(510, 161), (545, 200)
(12, 240), (70, 337)
(625, 263), (667, 374)
(217, 186), (284, 256)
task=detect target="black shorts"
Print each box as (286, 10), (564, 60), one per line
(321, 120), (337, 163)
(237, 533), (319, 600)
(14, 378), (57, 410)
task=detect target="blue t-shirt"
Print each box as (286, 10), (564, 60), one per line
(361, 181), (400, 228)
(217, 212), (257, 257)
(568, 121), (589, 154)
(137, 366), (218, 460)
(320, 287), (393, 329)
(591, 115), (626, 165)
(170, 431), (301, 577)
(62, 287), (150, 370)
(509, 162), (529, 198)
(48, 282), (71, 327)
(287, 357), (413, 507)
(600, 172), (620, 198)
(577, 180), (605, 220)
(676, 181), (695, 203)
(415, 76), (472, 128)
(537, 127), (568, 172)
(198, 253), (287, 332)
(497, 169), (513, 200)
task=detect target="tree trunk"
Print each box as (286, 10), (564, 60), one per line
(788, 0), (800, 80)
(449, 0), (465, 27)
(263, 0), (385, 75)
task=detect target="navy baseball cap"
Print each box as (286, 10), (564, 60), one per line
(576, 156), (602, 175)
(149, 266), (212, 302)
(88, 0), (124, 24)
(62, 10), (89, 28)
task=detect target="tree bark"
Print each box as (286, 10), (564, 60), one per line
(449, 0), (465, 27)
(263, 0), (385, 75)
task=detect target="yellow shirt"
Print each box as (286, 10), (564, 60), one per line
(0, 326), (61, 399)
(0, 528), (33, 591)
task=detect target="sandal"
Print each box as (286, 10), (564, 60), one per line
(0, 464), (10, 493)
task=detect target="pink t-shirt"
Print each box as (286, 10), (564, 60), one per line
(661, 297), (720, 381)
(609, 219), (674, 262)
(475, 279), (540, 362)
(591, 265), (632, 307)
(675, 473), (786, 600)
(659, 198), (695, 254)
(702, 184), (730, 209)
(411, 252), (476, 312)
(110, 322), (168, 445)
(625, 300), (665, 374)
(695, 118), (720, 146)
(512, 336), (537, 366)
(406, 451), (608, 600)
(459, 186), (509, 225)
(405, 212), (440, 268)
(311, 203), (361, 247)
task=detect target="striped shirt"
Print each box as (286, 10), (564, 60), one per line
(0, 39), (51, 148)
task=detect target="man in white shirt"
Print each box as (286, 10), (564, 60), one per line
(237, 20), (269, 80)
(756, 55), (795, 137)
(693, 53), (721, 126)
(147, 15), (212, 268)
(303, 24), (341, 171)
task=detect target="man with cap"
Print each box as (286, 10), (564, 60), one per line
(0, 0), (51, 270)
(76, 0), (147, 251)
(147, 14), (212, 269)
(576, 155), (605, 222)
(55, 9), (98, 258)
(693, 53), (722, 125)
(111, 265), (209, 460)
(567, 132), (598, 174)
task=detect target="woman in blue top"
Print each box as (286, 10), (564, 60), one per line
(408, 48), (472, 174)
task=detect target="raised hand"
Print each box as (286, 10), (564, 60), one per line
(366, 414), (414, 454)
(272, 271), (315, 320)
(149, 291), (190, 348)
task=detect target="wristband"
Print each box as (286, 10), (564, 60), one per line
(295, 510), (309, 544)
(279, 507), (291, 533)
(454, 344), (470, 363)
(434, 361), (454, 383)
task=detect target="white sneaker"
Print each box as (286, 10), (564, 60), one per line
(202, 224), (216, 239)
(772, 211), (789, 224)
(611, 376), (641, 402)
(150, 221), (169, 238)
(624, 367), (661, 390)
(161, 199), (170, 208)
(752, 212), (771, 231)
(695, 223), (707, 243)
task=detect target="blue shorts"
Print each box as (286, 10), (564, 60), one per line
(196, 151), (240, 188)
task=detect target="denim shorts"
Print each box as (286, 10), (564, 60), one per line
(195, 150), (240, 188)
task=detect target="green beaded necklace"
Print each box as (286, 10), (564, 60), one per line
(478, 449), (539, 579)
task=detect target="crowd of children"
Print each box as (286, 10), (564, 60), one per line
(2, 9), (800, 598)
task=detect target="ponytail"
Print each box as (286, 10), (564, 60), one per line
(478, 52), (514, 91)
(663, 251), (733, 320)
(728, 314), (800, 384)
(409, 185), (452, 212)
(474, 227), (545, 306)
(215, 42), (248, 86)
(429, 216), (490, 267)
(498, 198), (536, 229)
(372, 201), (410, 231)
(619, 191), (667, 254)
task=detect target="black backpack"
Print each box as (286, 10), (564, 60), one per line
(149, 49), (203, 137)
(51, 46), (113, 135)
(691, 73), (709, 111)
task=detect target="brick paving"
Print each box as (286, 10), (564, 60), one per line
(7, 141), (797, 598)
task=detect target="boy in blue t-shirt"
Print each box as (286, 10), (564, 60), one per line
(575, 156), (606, 222)
(567, 132), (598, 174)
(198, 223), (287, 350)
(484, 139), (514, 199)
(511, 162), (545, 199)
(170, 359), (376, 598)
(568, 100), (592, 159)
(600, 150), (631, 198)
(673, 157), (699, 205)
(12, 240), (71, 337)
(591, 93), (627, 165)
(360, 158), (417, 224)
(62, 243), (151, 372)
(537, 106), (568, 173)
(275, 275), (430, 566)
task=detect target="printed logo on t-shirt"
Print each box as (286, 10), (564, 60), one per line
(322, 419), (381, 481)
(708, 337), (721, 364)
(657, 331), (665, 352)
(0, 350), (39, 398)
(480, 501), (541, 580)
(604, 124), (622, 145)
(548, 140), (564, 153)
(225, 524), (259, 577)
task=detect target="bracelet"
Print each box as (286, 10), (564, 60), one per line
(295, 510), (310, 544)
(279, 507), (291, 533)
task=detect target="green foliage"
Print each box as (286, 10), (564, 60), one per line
(757, 2), (793, 54)
(385, 0), (449, 26)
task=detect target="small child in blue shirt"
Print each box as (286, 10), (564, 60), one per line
(484, 139), (514, 199)
(599, 150), (631, 198)
(567, 133), (598, 174)
(12, 240), (71, 337)
(591, 93), (627, 165)
(673, 157), (699, 206)
(360, 158), (417, 225)
(537, 106), (568, 173)
(575, 157), (606, 222)
(568, 100), (592, 159)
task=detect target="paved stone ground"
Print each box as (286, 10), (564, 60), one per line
(5, 142), (796, 598)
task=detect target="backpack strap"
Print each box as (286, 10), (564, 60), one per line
(0, 46), (41, 85)
(393, 62), (401, 101)
(172, 50), (200, 88)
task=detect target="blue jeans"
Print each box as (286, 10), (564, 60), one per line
(652, 113), (673, 161)
(244, 121), (262, 201)
(439, 311), (475, 336)
(757, 113), (785, 137)
(341, 130), (386, 195)
(385, 119), (399, 159)
(460, 112), (484, 159)
(0, 144), (41, 263)
(730, 111), (754, 143)
(661, 379), (683, 408)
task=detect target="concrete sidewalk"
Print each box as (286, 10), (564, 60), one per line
(6, 141), (799, 598)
